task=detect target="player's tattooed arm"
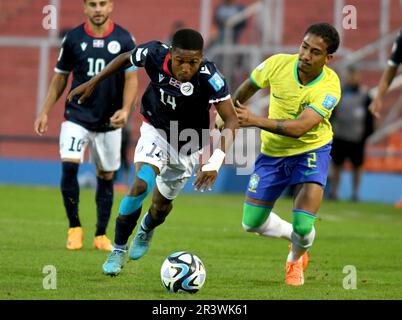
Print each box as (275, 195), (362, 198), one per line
(274, 120), (286, 135)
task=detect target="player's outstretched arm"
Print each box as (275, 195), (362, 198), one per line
(214, 78), (259, 130)
(193, 99), (238, 192)
(369, 64), (398, 118)
(110, 70), (138, 128)
(34, 72), (69, 136)
(232, 78), (260, 105)
(67, 51), (133, 104)
(236, 101), (322, 138)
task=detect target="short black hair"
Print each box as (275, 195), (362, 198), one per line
(304, 23), (340, 54)
(171, 29), (204, 51)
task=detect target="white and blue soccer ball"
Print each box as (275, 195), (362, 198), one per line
(160, 251), (206, 293)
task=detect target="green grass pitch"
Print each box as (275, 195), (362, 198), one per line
(1, 185), (402, 300)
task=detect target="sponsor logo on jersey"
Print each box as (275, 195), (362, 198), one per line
(159, 74), (165, 82)
(180, 82), (194, 96)
(208, 72), (225, 92)
(169, 78), (182, 89)
(322, 94), (337, 110)
(107, 40), (121, 54)
(93, 39), (104, 48)
(80, 42), (88, 51)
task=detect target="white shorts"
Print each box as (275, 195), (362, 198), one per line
(59, 121), (122, 172)
(134, 122), (202, 200)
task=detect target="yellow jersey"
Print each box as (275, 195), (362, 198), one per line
(250, 53), (341, 157)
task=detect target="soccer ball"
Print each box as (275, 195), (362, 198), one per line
(160, 251), (206, 293)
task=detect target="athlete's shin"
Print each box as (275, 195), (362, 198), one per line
(288, 209), (317, 261)
(114, 164), (156, 247)
(95, 177), (113, 235)
(61, 162), (80, 227)
(114, 209), (141, 247)
(141, 202), (172, 232)
(119, 164), (156, 216)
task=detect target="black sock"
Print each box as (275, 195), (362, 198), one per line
(60, 162), (80, 228)
(95, 177), (114, 236)
(142, 211), (166, 231)
(114, 207), (142, 246)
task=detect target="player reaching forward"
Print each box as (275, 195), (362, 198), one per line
(369, 29), (402, 118)
(232, 23), (341, 286)
(369, 29), (402, 208)
(68, 29), (238, 276)
(34, 0), (138, 251)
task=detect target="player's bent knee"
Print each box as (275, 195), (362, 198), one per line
(62, 161), (79, 175)
(61, 162), (79, 192)
(130, 179), (148, 196)
(129, 164), (156, 197)
(96, 170), (114, 180)
(242, 202), (272, 231)
(120, 165), (157, 215)
(137, 164), (156, 194)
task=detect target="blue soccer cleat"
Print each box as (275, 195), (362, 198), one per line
(128, 228), (154, 260)
(102, 249), (126, 276)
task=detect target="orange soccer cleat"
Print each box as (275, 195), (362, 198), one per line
(301, 250), (309, 272)
(289, 244), (309, 272)
(285, 260), (304, 286)
(94, 235), (113, 251)
(66, 227), (83, 250)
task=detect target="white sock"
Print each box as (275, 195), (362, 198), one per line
(243, 211), (292, 241)
(287, 228), (316, 262)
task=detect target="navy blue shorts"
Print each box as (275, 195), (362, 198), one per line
(245, 143), (332, 202)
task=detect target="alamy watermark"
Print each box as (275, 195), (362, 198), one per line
(42, 5), (57, 30)
(342, 5), (357, 30)
(42, 4), (357, 31)
(42, 265), (57, 290)
(342, 265), (357, 290)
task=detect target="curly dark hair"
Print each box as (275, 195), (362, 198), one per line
(304, 23), (340, 54)
(172, 29), (204, 51)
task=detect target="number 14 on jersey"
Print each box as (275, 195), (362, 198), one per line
(159, 88), (176, 110)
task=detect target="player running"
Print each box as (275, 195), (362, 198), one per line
(34, 0), (138, 251)
(231, 23), (341, 286)
(68, 28), (238, 276)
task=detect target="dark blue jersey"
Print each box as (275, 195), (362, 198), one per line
(389, 29), (402, 67)
(56, 21), (136, 132)
(129, 41), (231, 150)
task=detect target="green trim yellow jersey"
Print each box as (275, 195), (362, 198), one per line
(250, 54), (341, 157)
